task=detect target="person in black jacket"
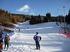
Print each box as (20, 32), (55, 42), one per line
(33, 32), (41, 50)
(0, 30), (3, 52)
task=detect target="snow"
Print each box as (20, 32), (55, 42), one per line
(2, 21), (70, 52)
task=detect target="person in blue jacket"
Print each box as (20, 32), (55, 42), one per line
(33, 32), (41, 50)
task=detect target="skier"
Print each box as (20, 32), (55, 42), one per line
(33, 32), (41, 50)
(19, 28), (20, 32)
(0, 30), (3, 52)
(4, 34), (10, 50)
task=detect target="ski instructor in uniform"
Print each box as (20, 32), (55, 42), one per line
(33, 32), (41, 50)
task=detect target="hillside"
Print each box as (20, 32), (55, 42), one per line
(0, 9), (26, 28)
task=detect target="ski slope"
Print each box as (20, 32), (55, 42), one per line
(3, 21), (70, 52)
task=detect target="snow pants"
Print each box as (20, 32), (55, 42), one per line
(35, 41), (40, 49)
(4, 41), (9, 49)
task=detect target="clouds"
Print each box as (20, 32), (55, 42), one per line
(17, 4), (36, 15)
(17, 5), (30, 12)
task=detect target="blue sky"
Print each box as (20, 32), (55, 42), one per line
(0, 0), (70, 16)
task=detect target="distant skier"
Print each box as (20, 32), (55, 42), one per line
(0, 30), (3, 52)
(33, 32), (41, 50)
(19, 28), (20, 32)
(4, 34), (10, 50)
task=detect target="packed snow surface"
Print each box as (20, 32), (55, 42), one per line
(3, 21), (70, 52)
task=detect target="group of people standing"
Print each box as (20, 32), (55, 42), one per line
(0, 30), (10, 52)
(0, 30), (41, 52)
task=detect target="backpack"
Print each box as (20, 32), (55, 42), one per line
(34, 35), (41, 41)
(5, 35), (10, 42)
(37, 36), (41, 41)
